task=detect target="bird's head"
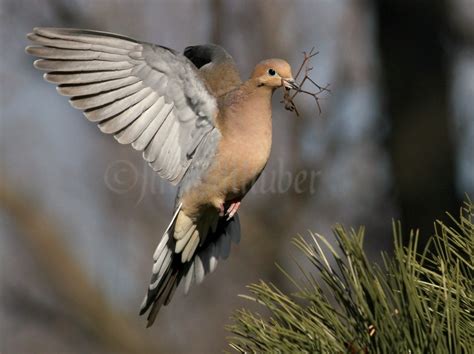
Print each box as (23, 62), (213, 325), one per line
(251, 59), (298, 90)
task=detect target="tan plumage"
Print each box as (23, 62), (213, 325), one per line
(26, 28), (297, 327)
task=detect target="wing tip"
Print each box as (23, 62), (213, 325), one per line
(32, 27), (52, 37)
(97, 122), (115, 135)
(43, 72), (57, 83)
(26, 32), (35, 41)
(27, 27), (67, 41)
(56, 85), (69, 96)
(25, 45), (33, 55)
(139, 295), (148, 315)
(32, 27), (64, 36)
(113, 133), (129, 145)
(139, 292), (156, 320)
(33, 59), (46, 70)
(68, 98), (82, 110)
(25, 45), (43, 57)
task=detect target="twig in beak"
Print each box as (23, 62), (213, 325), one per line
(283, 88), (300, 116)
(281, 47), (331, 116)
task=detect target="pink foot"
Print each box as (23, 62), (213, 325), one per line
(226, 201), (241, 221)
(218, 203), (225, 217)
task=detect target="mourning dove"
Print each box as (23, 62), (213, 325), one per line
(26, 27), (298, 326)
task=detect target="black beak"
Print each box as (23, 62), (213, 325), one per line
(283, 78), (299, 90)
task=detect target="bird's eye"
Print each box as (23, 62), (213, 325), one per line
(268, 68), (276, 76)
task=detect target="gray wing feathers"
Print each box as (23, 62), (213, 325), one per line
(114, 97), (165, 144)
(31, 27), (140, 50)
(27, 27), (220, 186)
(70, 82), (147, 110)
(27, 33), (132, 55)
(151, 122), (182, 180)
(34, 58), (134, 71)
(99, 92), (158, 134)
(143, 109), (175, 162)
(85, 88), (153, 121)
(27, 46), (128, 61)
(177, 127), (221, 198)
(45, 68), (134, 85)
(129, 99), (169, 149)
(57, 76), (141, 96)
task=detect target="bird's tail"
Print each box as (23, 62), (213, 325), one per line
(139, 204), (240, 327)
(139, 204), (182, 326)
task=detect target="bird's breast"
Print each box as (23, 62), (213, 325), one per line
(180, 86), (274, 214)
(209, 119), (271, 195)
(194, 109), (273, 205)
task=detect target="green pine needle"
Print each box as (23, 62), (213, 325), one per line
(227, 200), (474, 353)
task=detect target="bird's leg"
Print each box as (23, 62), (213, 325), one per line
(225, 199), (241, 221)
(217, 203), (225, 217)
(210, 197), (226, 216)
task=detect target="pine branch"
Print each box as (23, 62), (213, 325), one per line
(228, 199), (474, 353)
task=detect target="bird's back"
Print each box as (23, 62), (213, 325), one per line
(184, 44), (241, 97)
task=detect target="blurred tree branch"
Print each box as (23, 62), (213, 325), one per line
(374, 0), (460, 239)
(0, 180), (158, 353)
(210, 0), (223, 45)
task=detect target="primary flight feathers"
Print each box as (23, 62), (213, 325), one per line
(27, 27), (218, 185)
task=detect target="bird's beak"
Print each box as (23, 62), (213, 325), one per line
(283, 78), (299, 90)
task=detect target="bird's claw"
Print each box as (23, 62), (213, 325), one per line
(225, 201), (241, 221)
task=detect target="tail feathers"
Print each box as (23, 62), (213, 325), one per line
(145, 269), (179, 327)
(139, 207), (241, 327)
(139, 204), (182, 323)
(183, 213), (240, 295)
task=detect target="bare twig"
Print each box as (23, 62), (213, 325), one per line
(281, 47), (331, 116)
(293, 47), (318, 81)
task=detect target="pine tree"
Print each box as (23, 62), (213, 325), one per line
(228, 200), (473, 353)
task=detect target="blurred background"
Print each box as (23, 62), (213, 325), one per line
(1, 0), (473, 352)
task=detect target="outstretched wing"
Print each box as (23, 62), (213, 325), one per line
(26, 27), (220, 185)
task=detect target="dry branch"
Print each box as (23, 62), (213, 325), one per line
(282, 47), (331, 116)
